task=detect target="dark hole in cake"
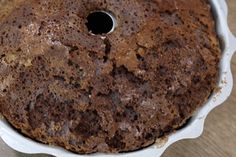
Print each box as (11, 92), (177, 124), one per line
(75, 110), (101, 138)
(176, 117), (192, 131)
(105, 130), (126, 149)
(207, 89), (215, 99)
(86, 11), (115, 35)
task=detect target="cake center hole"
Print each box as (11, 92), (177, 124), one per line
(86, 11), (115, 35)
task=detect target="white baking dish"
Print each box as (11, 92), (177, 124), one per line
(0, 0), (235, 157)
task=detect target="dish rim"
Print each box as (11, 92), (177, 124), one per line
(0, 0), (236, 156)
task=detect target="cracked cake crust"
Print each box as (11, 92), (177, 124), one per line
(0, 0), (221, 154)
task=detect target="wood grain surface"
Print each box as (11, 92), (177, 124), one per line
(0, 0), (235, 157)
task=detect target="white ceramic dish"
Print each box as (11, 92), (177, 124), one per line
(0, 0), (236, 157)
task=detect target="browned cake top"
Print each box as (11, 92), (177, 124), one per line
(0, 0), (221, 154)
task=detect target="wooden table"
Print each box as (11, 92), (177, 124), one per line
(0, 0), (235, 157)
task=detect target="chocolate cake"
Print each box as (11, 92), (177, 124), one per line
(0, 0), (221, 154)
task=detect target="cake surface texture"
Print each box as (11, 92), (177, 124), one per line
(0, 0), (221, 154)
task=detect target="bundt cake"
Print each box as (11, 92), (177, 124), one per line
(0, 0), (221, 154)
